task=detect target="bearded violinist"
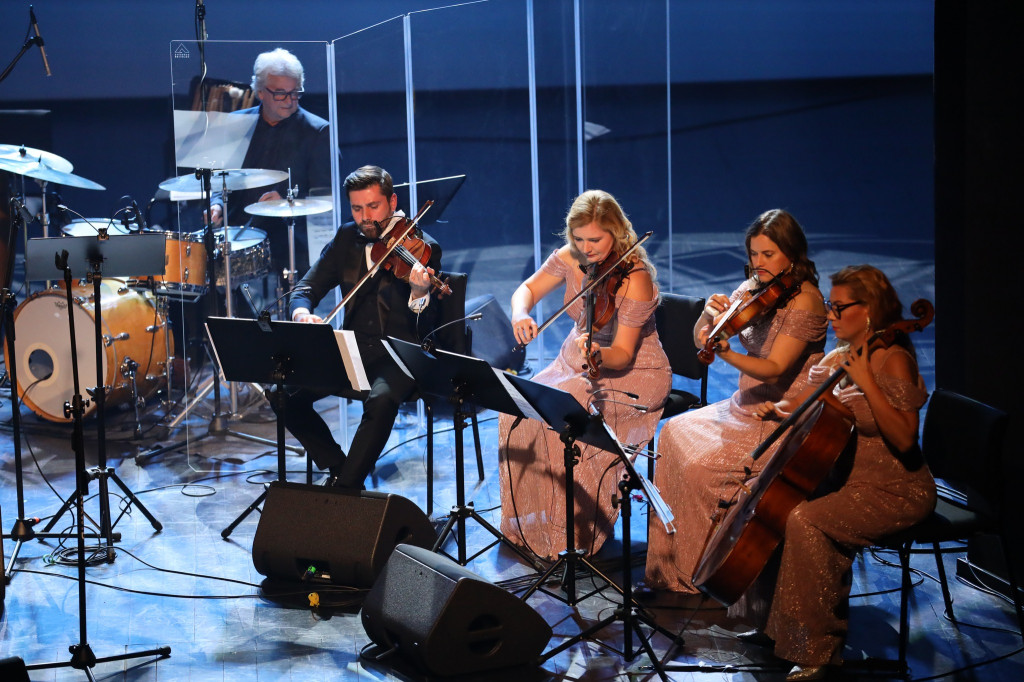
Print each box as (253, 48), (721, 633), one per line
(644, 209), (827, 595)
(499, 190), (670, 561)
(272, 165), (441, 490)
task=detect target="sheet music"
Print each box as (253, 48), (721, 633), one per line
(382, 336), (415, 380)
(173, 109), (256, 169)
(595, 415), (676, 534)
(334, 329), (370, 391)
(494, 369), (544, 423)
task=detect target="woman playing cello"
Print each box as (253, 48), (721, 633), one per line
(754, 265), (935, 680)
(645, 209), (827, 594)
(499, 190), (670, 561)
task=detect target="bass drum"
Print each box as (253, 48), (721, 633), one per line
(13, 284), (170, 422)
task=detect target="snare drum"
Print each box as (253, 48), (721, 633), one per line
(199, 226), (272, 286)
(61, 218), (131, 237)
(13, 284), (171, 422)
(129, 231), (208, 299)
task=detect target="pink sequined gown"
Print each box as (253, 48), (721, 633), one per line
(645, 280), (827, 592)
(765, 346), (935, 666)
(498, 252), (671, 561)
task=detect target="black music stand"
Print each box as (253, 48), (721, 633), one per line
(25, 234), (167, 548)
(506, 390), (680, 679)
(205, 317), (364, 539)
(22, 247), (170, 680)
(383, 338), (541, 569)
(393, 174), (465, 227)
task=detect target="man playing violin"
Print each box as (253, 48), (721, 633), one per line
(274, 165), (441, 490)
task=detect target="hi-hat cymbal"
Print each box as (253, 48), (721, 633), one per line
(0, 143), (73, 173)
(0, 156), (104, 190)
(243, 197), (333, 218)
(158, 168), (289, 194)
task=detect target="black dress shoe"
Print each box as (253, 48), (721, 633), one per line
(735, 629), (775, 648)
(632, 582), (658, 601)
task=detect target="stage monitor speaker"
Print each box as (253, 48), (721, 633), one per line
(252, 482), (435, 588)
(0, 656), (29, 681)
(361, 543), (551, 677)
(466, 294), (525, 373)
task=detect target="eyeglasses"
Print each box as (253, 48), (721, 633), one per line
(825, 300), (864, 319)
(264, 88), (303, 101)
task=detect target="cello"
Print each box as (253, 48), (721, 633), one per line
(692, 299), (934, 606)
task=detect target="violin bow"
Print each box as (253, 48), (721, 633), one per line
(512, 230), (653, 353)
(322, 200), (434, 325)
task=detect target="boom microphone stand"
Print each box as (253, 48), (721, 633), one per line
(24, 249), (169, 680)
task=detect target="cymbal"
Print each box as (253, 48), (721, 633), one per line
(243, 197), (333, 218)
(0, 156), (104, 190)
(158, 168), (289, 194)
(0, 143), (73, 173)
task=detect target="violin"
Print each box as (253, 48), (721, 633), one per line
(323, 200), (448, 325)
(692, 299), (935, 606)
(697, 270), (801, 365)
(582, 252), (636, 379)
(370, 217), (452, 298)
(512, 231), (653, 354)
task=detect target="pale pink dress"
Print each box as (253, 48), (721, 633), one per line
(766, 346), (935, 666)
(644, 280), (827, 592)
(498, 251), (671, 561)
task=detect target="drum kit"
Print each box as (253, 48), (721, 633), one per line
(1, 142), (333, 428)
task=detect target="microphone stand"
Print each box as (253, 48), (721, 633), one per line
(24, 250), (169, 680)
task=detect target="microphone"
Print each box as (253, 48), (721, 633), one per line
(590, 387), (640, 400)
(29, 5), (51, 76)
(10, 197), (34, 224)
(590, 397), (649, 413)
(131, 200), (146, 231)
(421, 312), (483, 353)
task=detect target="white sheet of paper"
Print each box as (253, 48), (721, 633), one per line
(173, 109), (257, 169)
(334, 329), (370, 391)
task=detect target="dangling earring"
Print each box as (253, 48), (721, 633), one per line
(865, 316), (872, 333)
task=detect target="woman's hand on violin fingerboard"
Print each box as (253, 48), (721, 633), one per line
(511, 312), (539, 345)
(574, 335), (601, 362)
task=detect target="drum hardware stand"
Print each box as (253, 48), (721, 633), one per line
(38, 240), (165, 545)
(23, 248), (170, 681)
(139, 169), (299, 462)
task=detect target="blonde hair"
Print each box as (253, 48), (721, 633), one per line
(563, 190), (657, 281)
(830, 264), (903, 330)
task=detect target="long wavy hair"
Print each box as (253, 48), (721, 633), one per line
(563, 189), (657, 282)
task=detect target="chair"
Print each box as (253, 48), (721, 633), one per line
(874, 388), (1024, 676)
(305, 272), (482, 515)
(647, 293), (709, 480)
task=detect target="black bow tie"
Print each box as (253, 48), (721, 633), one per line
(355, 232), (378, 246)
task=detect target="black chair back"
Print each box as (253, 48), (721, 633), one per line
(655, 292), (708, 402)
(431, 271), (468, 354)
(923, 388), (1009, 513)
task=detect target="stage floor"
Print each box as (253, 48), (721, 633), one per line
(0, 233), (1021, 681)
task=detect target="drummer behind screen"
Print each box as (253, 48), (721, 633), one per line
(271, 165), (442, 490)
(209, 47), (336, 279)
